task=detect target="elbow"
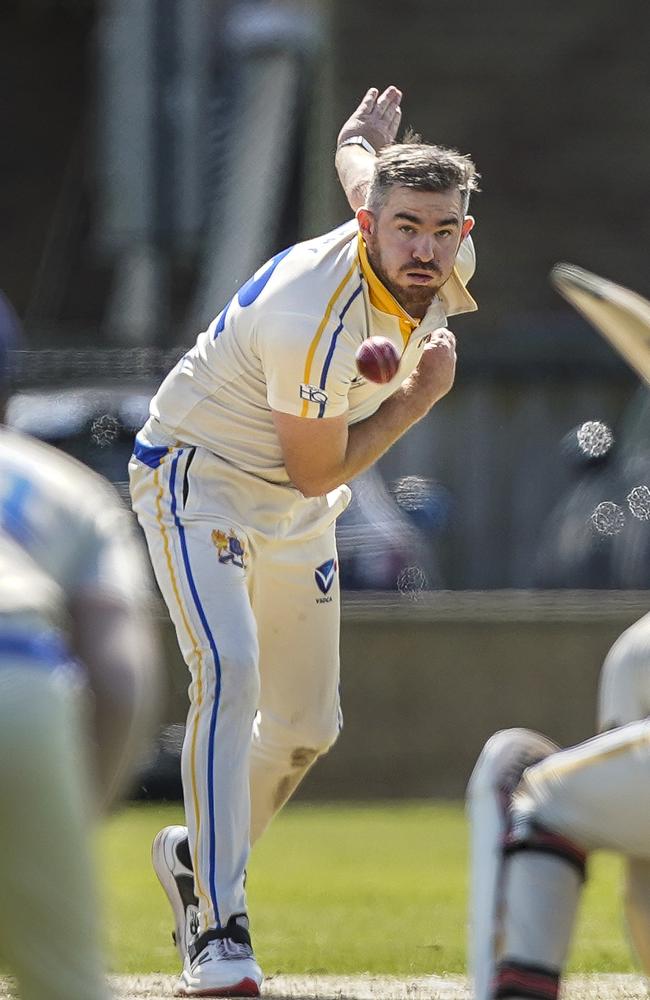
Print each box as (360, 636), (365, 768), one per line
(280, 435), (348, 496)
(291, 476), (329, 498)
(347, 183), (369, 213)
(287, 468), (338, 498)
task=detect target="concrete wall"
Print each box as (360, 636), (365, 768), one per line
(158, 590), (650, 800)
(331, 0), (650, 335)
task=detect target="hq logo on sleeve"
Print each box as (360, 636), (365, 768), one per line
(300, 384), (328, 405)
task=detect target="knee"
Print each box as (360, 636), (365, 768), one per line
(224, 651), (260, 711)
(598, 617), (650, 730)
(506, 790), (587, 879)
(193, 640), (260, 714)
(467, 728), (559, 802)
(258, 709), (341, 768)
(291, 713), (341, 764)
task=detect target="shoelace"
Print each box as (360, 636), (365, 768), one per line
(197, 937), (254, 964)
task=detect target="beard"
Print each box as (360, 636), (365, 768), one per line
(364, 236), (445, 318)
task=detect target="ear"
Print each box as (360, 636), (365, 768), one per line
(461, 215), (475, 240)
(356, 207), (375, 238)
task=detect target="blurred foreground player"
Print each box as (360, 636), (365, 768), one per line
(130, 86), (480, 996)
(467, 263), (650, 1000)
(467, 723), (650, 998)
(0, 318), (159, 1000)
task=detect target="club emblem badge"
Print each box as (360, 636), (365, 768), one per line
(211, 529), (247, 569)
(315, 558), (337, 595)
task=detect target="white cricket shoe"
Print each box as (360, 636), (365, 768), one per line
(152, 825), (200, 962)
(175, 919), (263, 997)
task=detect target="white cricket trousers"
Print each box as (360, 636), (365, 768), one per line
(519, 720), (650, 856)
(129, 441), (348, 934)
(512, 720), (650, 975)
(0, 636), (109, 1000)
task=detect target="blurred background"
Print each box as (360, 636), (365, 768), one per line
(3, 0), (650, 797)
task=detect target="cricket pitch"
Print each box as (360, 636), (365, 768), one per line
(0, 974), (646, 999)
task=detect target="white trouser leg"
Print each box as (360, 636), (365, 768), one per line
(467, 729), (559, 1000)
(0, 663), (109, 1000)
(249, 525), (341, 845)
(624, 858), (650, 974)
(500, 850), (582, 973)
(494, 720), (650, 997)
(523, 720), (650, 855)
(131, 452), (260, 931)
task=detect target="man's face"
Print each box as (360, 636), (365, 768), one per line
(358, 186), (474, 319)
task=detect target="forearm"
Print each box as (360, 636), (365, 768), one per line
(334, 84), (402, 211)
(306, 380), (428, 496)
(278, 334), (455, 498)
(335, 145), (375, 212)
(345, 381), (427, 477)
(71, 596), (161, 811)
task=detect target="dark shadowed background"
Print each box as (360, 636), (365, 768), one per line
(3, 0), (650, 795)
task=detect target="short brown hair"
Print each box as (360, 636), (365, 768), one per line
(366, 141), (480, 216)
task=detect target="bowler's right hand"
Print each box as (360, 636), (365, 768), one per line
(337, 85), (403, 153)
(408, 329), (457, 413)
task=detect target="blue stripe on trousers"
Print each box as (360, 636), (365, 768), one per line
(169, 452), (223, 928)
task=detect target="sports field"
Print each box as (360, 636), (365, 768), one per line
(99, 801), (633, 977)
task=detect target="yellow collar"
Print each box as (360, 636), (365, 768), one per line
(357, 234), (419, 345)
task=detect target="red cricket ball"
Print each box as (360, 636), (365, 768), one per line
(355, 337), (400, 384)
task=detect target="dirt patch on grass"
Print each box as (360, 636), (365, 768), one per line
(0, 973), (646, 998)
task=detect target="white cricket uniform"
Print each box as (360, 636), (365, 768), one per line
(129, 219), (477, 932)
(0, 427), (151, 1000)
(470, 718), (650, 1000)
(598, 610), (650, 731)
(517, 721), (650, 858)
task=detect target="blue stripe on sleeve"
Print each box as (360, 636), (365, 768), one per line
(0, 630), (71, 666)
(1, 473), (33, 546)
(317, 282), (363, 418)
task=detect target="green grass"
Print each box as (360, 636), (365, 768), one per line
(98, 801), (632, 975)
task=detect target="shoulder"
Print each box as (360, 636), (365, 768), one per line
(262, 221), (360, 310)
(0, 427), (124, 517)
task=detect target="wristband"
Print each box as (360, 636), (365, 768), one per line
(337, 136), (377, 156)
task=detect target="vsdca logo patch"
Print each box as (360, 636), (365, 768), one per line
(211, 529), (247, 569)
(315, 558), (337, 595)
